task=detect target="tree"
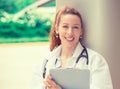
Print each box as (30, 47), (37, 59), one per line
(0, 0), (35, 13)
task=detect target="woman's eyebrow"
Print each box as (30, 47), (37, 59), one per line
(61, 23), (68, 25)
(73, 24), (81, 26)
(60, 23), (80, 26)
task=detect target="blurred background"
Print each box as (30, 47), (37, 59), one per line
(0, 0), (55, 89)
(0, 0), (55, 43)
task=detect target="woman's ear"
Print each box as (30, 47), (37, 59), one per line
(55, 24), (58, 33)
(79, 28), (83, 39)
(54, 30), (59, 38)
(55, 26), (59, 34)
(55, 30), (58, 34)
(80, 28), (83, 35)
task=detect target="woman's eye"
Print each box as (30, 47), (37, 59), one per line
(73, 26), (79, 29)
(62, 26), (68, 28)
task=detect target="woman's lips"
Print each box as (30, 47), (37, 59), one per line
(65, 37), (74, 41)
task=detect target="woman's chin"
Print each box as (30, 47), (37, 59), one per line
(64, 42), (76, 48)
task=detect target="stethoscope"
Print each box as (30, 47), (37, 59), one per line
(43, 45), (89, 79)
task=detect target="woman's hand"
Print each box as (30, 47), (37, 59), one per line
(44, 75), (62, 89)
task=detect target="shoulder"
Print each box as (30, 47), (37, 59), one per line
(44, 45), (61, 61)
(87, 48), (103, 58)
(86, 48), (108, 68)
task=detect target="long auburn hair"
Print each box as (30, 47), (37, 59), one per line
(49, 6), (84, 51)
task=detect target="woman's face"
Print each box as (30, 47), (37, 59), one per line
(57, 14), (82, 48)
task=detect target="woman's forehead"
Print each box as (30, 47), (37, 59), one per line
(59, 14), (81, 25)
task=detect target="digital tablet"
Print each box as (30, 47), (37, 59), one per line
(50, 68), (90, 89)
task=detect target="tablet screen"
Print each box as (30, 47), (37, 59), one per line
(50, 68), (90, 89)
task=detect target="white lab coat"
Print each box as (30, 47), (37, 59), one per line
(31, 43), (113, 89)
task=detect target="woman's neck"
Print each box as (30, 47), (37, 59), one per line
(59, 46), (75, 68)
(60, 42), (79, 59)
(60, 46), (75, 60)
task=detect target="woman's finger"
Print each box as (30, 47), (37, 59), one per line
(44, 75), (62, 89)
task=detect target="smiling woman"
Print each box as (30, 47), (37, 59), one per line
(32, 6), (113, 89)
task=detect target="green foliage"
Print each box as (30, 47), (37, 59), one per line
(0, 7), (55, 43)
(0, 0), (56, 43)
(0, 0), (55, 14)
(0, 0), (35, 13)
(0, 13), (52, 37)
(0, 37), (49, 43)
(45, 0), (56, 7)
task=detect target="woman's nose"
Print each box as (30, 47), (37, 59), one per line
(67, 28), (73, 35)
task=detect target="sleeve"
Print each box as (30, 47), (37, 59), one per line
(31, 59), (47, 89)
(90, 54), (113, 89)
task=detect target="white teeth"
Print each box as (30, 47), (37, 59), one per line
(66, 37), (74, 41)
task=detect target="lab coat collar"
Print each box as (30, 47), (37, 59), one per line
(72, 42), (84, 58)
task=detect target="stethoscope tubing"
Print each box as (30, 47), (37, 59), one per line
(43, 46), (89, 78)
(76, 46), (89, 65)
